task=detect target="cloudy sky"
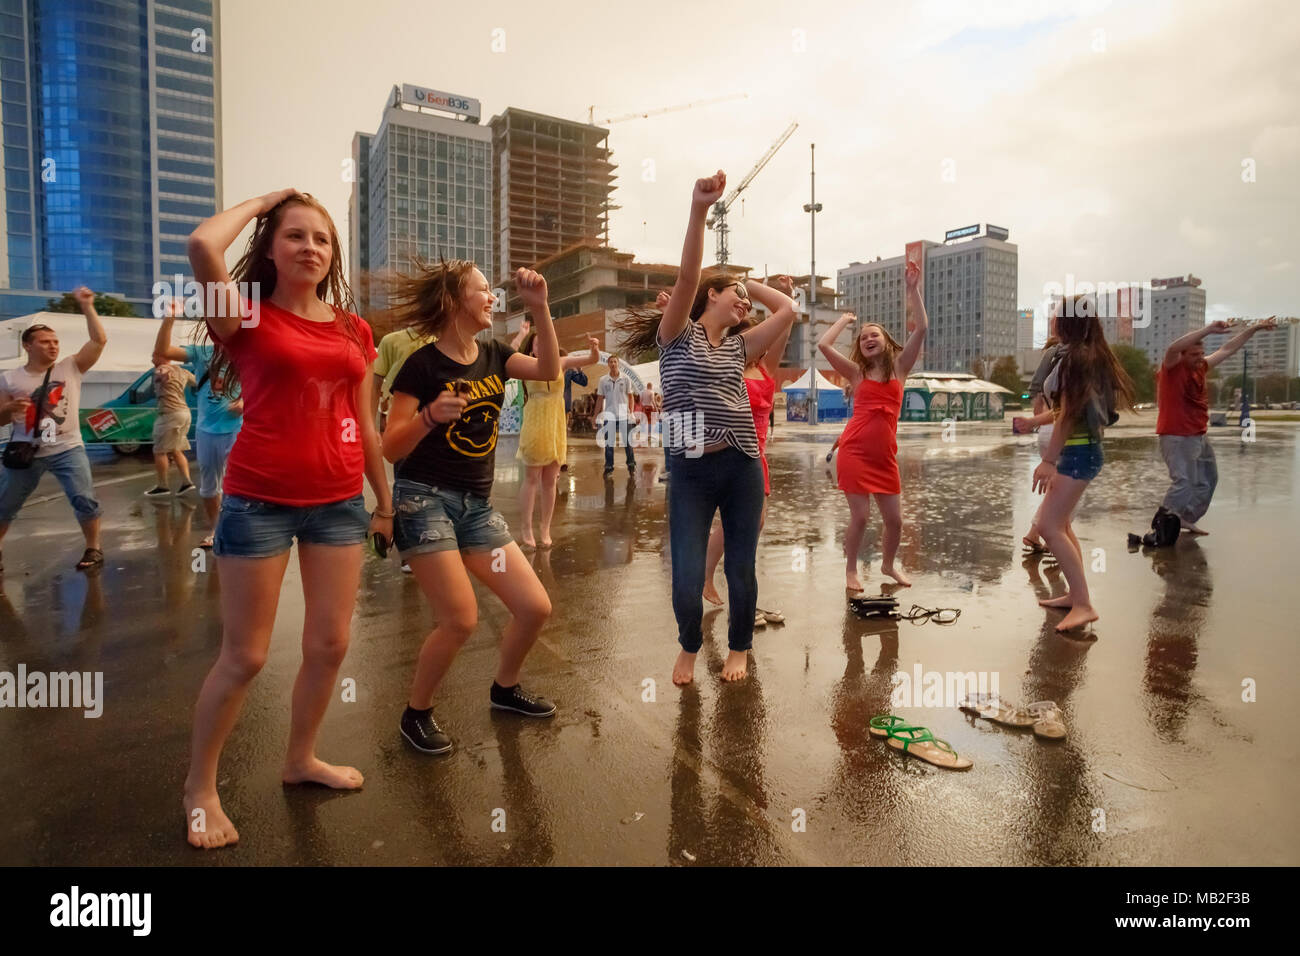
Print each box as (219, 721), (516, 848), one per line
(220, 0), (1297, 330)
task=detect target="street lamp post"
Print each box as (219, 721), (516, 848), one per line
(803, 143), (822, 425)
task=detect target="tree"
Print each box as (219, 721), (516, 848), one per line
(47, 291), (136, 317)
(1112, 344), (1155, 403)
(988, 355), (1024, 395)
(969, 356), (986, 379)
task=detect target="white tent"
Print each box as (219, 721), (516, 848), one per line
(782, 368), (842, 392)
(0, 312), (205, 406)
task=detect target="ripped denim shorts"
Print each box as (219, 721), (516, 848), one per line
(392, 478), (513, 556)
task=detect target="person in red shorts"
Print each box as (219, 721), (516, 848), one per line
(1157, 317), (1277, 535)
(818, 259), (929, 591)
(182, 188), (393, 850)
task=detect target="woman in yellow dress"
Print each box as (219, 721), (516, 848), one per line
(517, 332), (601, 548)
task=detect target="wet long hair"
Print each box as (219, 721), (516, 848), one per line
(202, 193), (369, 392)
(849, 322), (904, 383)
(1052, 294), (1137, 430)
(386, 257), (481, 342)
(518, 329), (568, 397)
(611, 274), (747, 358)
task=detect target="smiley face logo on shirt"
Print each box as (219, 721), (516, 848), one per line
(445, 400), (499, 458)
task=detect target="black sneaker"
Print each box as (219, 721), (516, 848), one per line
(490, 682), (556, 717)
(603, 468), (613, 479)
(143, 486), (170, 498)
(177, 481), (195, 495)
(399, 706), (453, 754)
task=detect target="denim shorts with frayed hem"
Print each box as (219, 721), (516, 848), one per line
(213, 493), (369, 558)
(393, 478), (512, 556)
(1056, 441), (1104, 482)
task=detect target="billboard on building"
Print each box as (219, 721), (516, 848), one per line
(944, 224), (980, 241)
(986, 224), (1010, 241)
(400, 84), (481, 121)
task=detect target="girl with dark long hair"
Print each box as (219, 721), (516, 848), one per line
(381, 263), (561, 756)
(818, 260), (928, 591)
(614, 171), (797, 685)
(1033, 293), (1137, 632)
(183, 189), (391, 849)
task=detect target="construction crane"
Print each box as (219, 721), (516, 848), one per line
(586, 93), (747, 126)
(707, 121), (798, 267)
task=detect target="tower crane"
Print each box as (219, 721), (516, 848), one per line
(586, 92), (748, 126)
(707, 121), (798, 267)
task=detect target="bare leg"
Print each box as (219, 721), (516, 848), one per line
(702, 520), (724, 605)
(79, 516), (101, 551)
(874, 493), (911, 586)
(463, 543), (552, 686)
(538, 461), (560, 547)
(201, 495), (219, 547)
(1037, 477), (1097, 630)
(282, 543), (365, 789)
(153, 453), (169, 487)
(843, 493), (871, 591)
(173, 451), (193, 485)
(183, 550), (291, 848)
(519, 465), (540, 547)
(406, 549), (479, 707)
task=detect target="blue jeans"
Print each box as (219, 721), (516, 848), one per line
(601, 413), (636, 471)
(0, 446), (100, 523)
(1056, 441), (1104, 481)
(213, 493), (369, 558)
(668, 447), (764, 652)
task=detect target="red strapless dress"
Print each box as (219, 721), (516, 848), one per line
(836, 377), (902, 495)
(745, 368), (776, 495)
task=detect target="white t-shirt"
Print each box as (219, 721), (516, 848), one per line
(1, 356), (84, 457)
(597, 374), (632, 417)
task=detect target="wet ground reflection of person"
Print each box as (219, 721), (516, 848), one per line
(667, 611), (777, 865)
(1142, 539), (1210, 740)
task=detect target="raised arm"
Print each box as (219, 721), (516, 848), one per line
(509, 316), (531, 351)
(818, 312), (863, 384)
(562, 336), (601, 372)
(73, 287), (108, 374)
(152, 302), (191, 364)
(503, 268), (561, 382)
(1163, 319), (1228, 370)
(740, 275), (797, 366)
(657, 171), (726, 348)
(761, 275), (797, 377)
(188, 188), (298, 341)
(1207, 318), (1276, 369)
(895, 260), (928, 378)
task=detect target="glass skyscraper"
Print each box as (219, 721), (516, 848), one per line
(0, 0), (221, 318)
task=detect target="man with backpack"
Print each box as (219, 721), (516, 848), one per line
(153, 300), (243, 548)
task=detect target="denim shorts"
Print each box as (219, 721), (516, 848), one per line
(393, 478), (512, 556)
(1056, 441), (1104, 481)
(213, 493), (369, 558)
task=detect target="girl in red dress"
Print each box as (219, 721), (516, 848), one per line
(700, 276), (796, 622)
(818, 260), (928, 591)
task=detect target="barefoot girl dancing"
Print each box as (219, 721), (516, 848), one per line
(1033, 294), (1136, 632)
(184, 189), (392, 848)
(382, 264), (561, 755)
(819, 260), (928, 591)
(615, 171), (797, 685)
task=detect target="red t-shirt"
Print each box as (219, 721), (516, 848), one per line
(1156, 360), (1208, 436)
(213, 300), (377, 505)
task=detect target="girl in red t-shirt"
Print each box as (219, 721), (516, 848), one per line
(819, 260), (929, 592)
(182, 189), (392, 850)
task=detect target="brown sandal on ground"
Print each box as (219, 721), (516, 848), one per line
(75, 547), (104, 572)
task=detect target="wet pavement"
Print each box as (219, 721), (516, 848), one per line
(1, 416), (1296, 866)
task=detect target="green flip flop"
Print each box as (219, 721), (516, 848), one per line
(886, 725), (973, 770)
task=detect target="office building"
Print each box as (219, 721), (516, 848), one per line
(350, 84), (493, 314)
(1017, 307), (1035, 350)
(0, 0), (222, 318)
(1133, 274), (1205, 367)
(1204, 321), (1300, 379)
(838, 227), (1017, 373)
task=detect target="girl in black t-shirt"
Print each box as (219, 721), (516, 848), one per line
(382, 264), (562, 754)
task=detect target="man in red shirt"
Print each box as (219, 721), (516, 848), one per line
(1157, 317), (1277, 534)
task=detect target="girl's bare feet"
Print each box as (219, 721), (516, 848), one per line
(881, 564), (912, 587)
(673, 650), (698, 685)
(702, 581), (723, 606)
(1039, 593), (1073, 608)
(520, 535), (536, 550)
(281, 757), (364, 789)
(721, 649), (748, 682)
(846, 571), (864, 592)
(539, 535), (553, 549)
(1056, 605), (1099, 632)
(184, 789), (239, 849)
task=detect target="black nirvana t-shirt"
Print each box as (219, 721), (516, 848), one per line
(392, 339), (516, 498)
